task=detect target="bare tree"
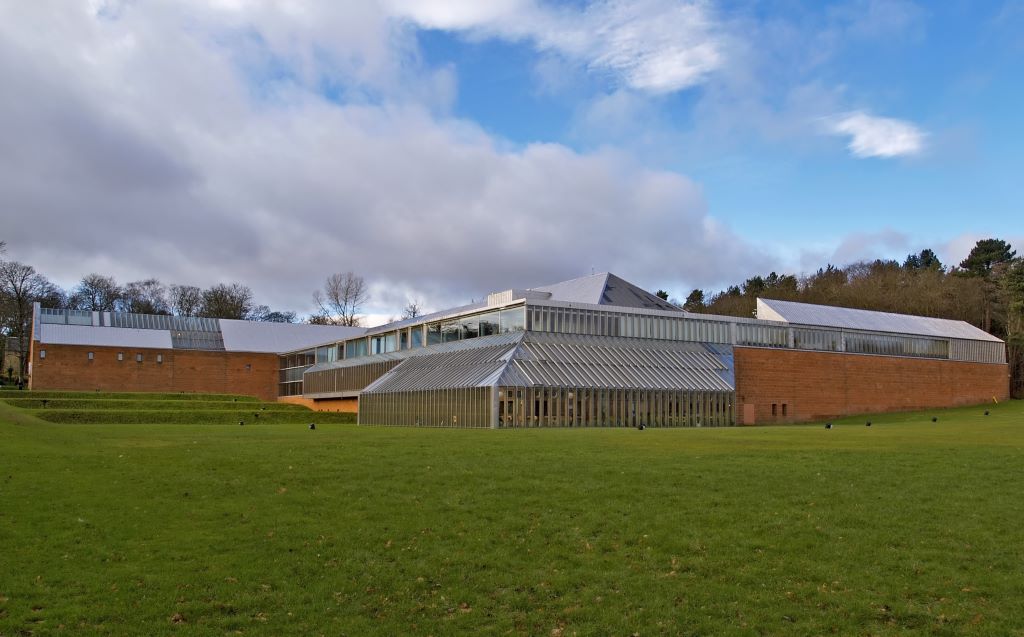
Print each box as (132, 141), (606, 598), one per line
(120, 278), (170, 314)
(169, 284), (203, 317)
(70, 273), (121, 311)
(313, 272), (369, 326)
(0, 260), (58, 379)
(249, 304), (297, 323)
(402, 299), (422, 320)
(199, 283), (254, 320)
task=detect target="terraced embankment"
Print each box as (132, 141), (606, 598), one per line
(0, 390), (357, 425)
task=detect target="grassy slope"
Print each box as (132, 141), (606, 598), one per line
(1, 399), (1023, 636)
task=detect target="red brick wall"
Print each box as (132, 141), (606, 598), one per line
(735, 347), (1010, 424)
(30, 344), (280, 401)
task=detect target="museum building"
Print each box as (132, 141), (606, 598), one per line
(30, 273), (1009, 427)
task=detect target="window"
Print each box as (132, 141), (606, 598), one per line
(771, 403), (777, 417)
(39, 349), (46, 359)
(117, 352), (124, 361)
(782, 403), (788, 417)
(136, 353), (143, 363)
(441, 321), (460, 343)
(499, 306), (525, 333)
(245, 363), (252, 371)
(156, 354), (163, 364)
(87, 351), (94, 361)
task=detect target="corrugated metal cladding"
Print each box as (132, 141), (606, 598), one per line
(38, 324), (173, 349)
(950, 339), (1007, 364)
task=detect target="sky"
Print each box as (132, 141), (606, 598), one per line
(1, 0), (1022, 323)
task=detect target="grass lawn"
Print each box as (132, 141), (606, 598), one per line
(1, 395), (1023, 636)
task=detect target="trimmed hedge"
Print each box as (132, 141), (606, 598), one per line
(33, 409), (357, 425)
(14, 391), (262, 401)
(2, 398), (309, 412)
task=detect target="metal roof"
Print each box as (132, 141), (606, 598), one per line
(757, 298), (1002, 343)
(219, 320), (364, 353)
(361, 332), (735, 394)
(37, 323), (173, 349)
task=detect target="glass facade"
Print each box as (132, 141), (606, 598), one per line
(357, 386), (734, 428)
(359, 387), (491, 428)
(496, 387), (733, 428)
(322, 305), (528, 369)
(303, 360), (401, 395)
(279, 349), (315, 396)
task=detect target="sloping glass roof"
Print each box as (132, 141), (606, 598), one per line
(498, 334), (733, 391)
(360, 332), (735, 394)
(361, 343), (519, 393)
(757, 298), (1002, 342)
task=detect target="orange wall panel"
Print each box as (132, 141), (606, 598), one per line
(278, 395), (358, 413)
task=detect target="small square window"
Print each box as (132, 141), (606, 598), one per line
(136, 353), (143, 363)
(39, 349), (46, 359)
(245, 364), (252, 371)
(88, 352), (94, 361)
(156, 354), (163, 364)
(117, 352), (124, 361)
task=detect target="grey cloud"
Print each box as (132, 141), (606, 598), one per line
(830, 229), (911, 265)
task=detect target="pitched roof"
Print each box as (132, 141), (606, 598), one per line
(532, 273), (680, 311)
(756, 298), (1002, 342)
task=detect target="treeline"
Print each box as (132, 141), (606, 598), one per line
(0, 239), (383, 381)
(682, 239), (1024, 398)
(7, 272), (298, 322)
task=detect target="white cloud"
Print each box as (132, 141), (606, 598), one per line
(387, 0), (725, 93)
(827, 110), (927, 158)
(0, 0), (766, 318)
